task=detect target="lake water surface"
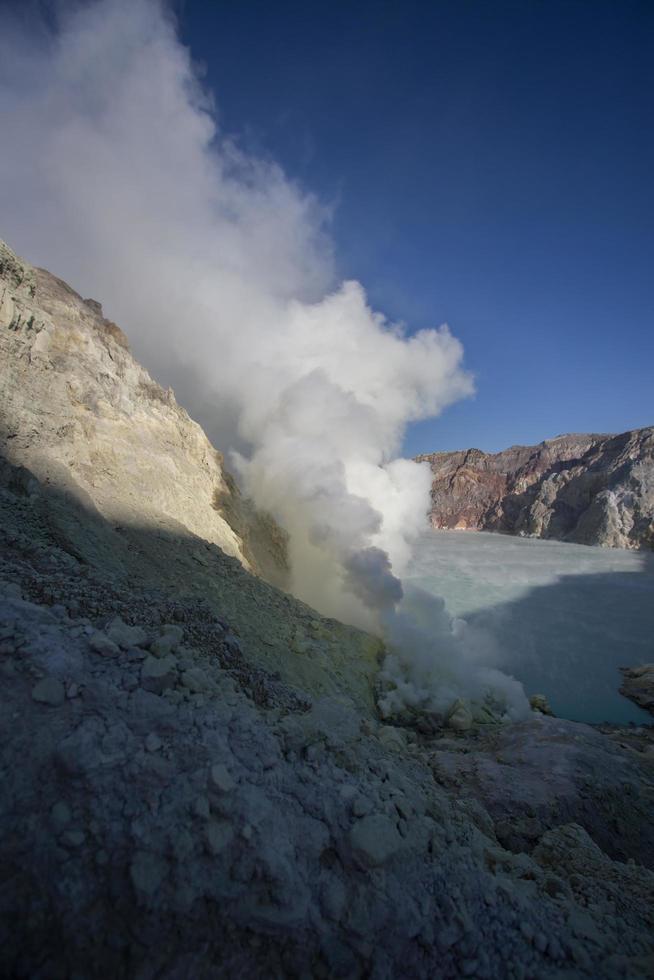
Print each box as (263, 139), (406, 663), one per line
(406, 530), (654, 725)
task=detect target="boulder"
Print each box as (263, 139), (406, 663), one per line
(140, 655), (177, 694)
(32, 676), (65, 706)
(106, 616), (148, 650)
(445, 698), (473, 732)
(349, 814), (403, 867)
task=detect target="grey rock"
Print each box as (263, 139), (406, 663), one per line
(321, 878), (347, 921)
(445, 698), (473, 732)
(161, 624), (184, 642)
(1, 582), (22, 600)
(209, 763), (236, 794)
(89, 631), (120, 657)
(32, 676), (65, 706)
(145, 732), (162, 752)
(150, 630), (181, 658)
(352, 795), (373, 818)
(106, 616), (148, 649)
(377, 725), (408, 752)
(140, 655), (177, 694)
(193, 795), (211, 819)
(529, 693), (554, 716)
(180, 666), (210, 693)
(349, 814), (403, 867)
(50, 801), (72, 828)
(130, 851), (168, 896)
(61, 829), (86, 848)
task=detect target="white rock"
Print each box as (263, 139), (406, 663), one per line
(209, 763), (236, 793)
(445, 698), (474, 732)
(145, 733), (162, 752)
(204, 818), (234, 855)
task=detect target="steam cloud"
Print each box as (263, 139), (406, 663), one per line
(0, 0), (529, 719)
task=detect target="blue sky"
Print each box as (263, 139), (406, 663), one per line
(178, 0), (653, 455)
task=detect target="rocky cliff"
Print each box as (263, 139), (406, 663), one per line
(417, 428), (654, 549)
(0, 238), (288, 582)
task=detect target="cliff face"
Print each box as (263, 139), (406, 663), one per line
(417, 428), (654, 549)
(0, 239), (288, 582)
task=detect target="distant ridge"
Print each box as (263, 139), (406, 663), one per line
(416, 427), (654, 550)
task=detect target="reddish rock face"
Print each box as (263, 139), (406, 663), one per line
(416, 428), (654, 550)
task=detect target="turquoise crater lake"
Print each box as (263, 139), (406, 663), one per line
(407, 530), (654, 725)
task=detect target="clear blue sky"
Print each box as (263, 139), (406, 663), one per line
(183, 0), (653, 454)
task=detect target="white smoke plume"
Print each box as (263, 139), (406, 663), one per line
(0, 0), (528, 718)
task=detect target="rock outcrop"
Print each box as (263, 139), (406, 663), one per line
(417, 428), (654, 549)
(0, 238), (288, 582)
(620, 664), (654, 717)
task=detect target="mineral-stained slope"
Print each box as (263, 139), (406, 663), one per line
(1, 239), (654, 978)
(417, 428), (654, 549)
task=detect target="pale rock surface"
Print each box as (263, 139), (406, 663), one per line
(0, 238), (286, 579)
(445, 697), (474, 731)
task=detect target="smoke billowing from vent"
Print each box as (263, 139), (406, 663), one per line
(0, 0), (528, 718)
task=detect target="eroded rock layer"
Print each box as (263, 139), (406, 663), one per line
(417, 429), (654, 549)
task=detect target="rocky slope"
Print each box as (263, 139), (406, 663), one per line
(2, 464), (654, 979)
(417, 428), (654, 549)
(2, 239), (654, 978)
